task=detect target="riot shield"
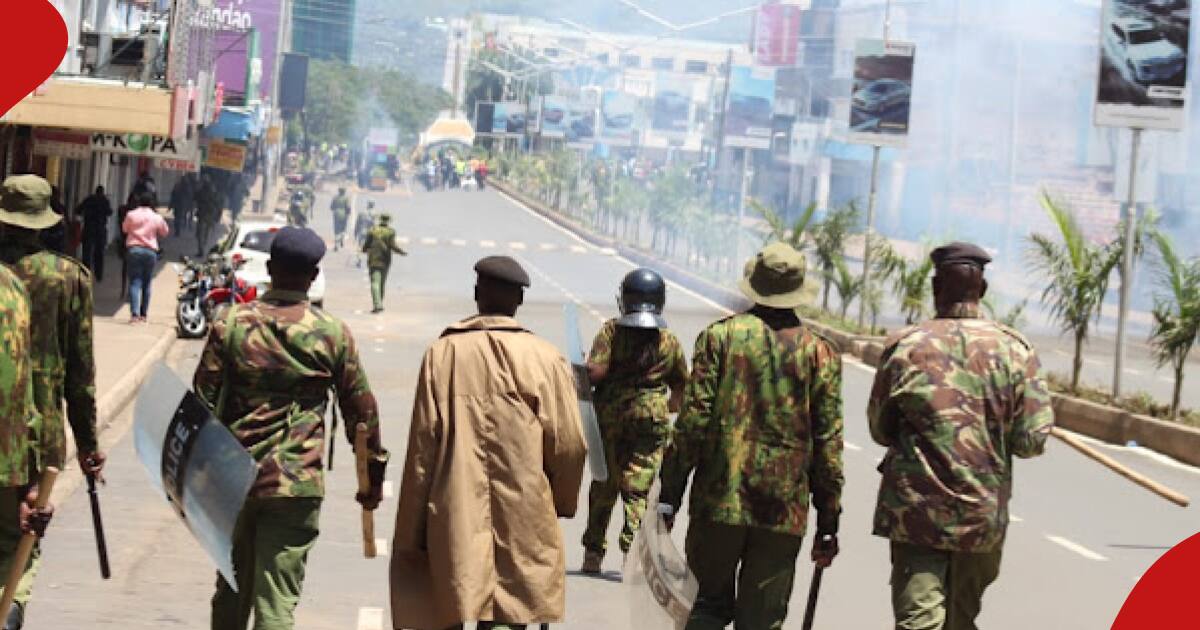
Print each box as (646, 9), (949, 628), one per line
(133, 362), (257, 589)
(626, 481), (698, 629)
(563, 303), (609, 482)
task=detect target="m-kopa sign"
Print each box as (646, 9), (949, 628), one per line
(91, 133), (199, 160)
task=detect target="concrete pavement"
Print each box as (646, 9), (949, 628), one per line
(27, 184), (1200, 628)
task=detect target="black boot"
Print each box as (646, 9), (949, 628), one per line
(6, 601), (25, 630)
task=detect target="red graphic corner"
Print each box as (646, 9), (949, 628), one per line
(1112, 531), (1200, 628)
(0, 1), (68, 118)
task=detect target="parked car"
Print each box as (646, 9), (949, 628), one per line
(543, 107), (565, 124)
(1103, 17), (1186, 84)
(214, 220), (327, 306)
(852, 78), (911, 115)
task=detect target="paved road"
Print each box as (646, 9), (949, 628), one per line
(28, 183), (1200, 628)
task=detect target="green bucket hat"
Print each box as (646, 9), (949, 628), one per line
(0, 175), (59, 230)
(378, 213), (391, 224)
(739, 242), (807, 309)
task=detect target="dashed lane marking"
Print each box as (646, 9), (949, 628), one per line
(844, 442), (863, 452)
(480, 239), (497, 248)
(1010, 514), (1024, 523)
(374, 538), (390, 557)
(509, 242), (527, 250)
(356, 607), (385, 630)
(382, 480), (394, 499)
(450, 238), (467, 247)
(1045, 535), (1108, 561)
(396, 237), (411, 245)
(539, 243), (559, 251)
(570, 245), (588, 254)
(518, 255), (605, 325)
(420, 237), (438, 245)
(1123, 368), (1143, 376)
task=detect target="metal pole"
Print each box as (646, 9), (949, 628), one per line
(1114, 127), (1142, 397)
(711, 48), (734, 204)
(734, 149), (752, 275)
(857, 145), (881, 328)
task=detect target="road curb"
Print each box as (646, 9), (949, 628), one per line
(493, 179), (1200, 469)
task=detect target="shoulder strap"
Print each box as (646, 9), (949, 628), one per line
(213, 305), (241, 418)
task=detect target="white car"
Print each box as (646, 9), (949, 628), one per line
(1104, 17), (1186, 85)
(215, 220), (327, 306)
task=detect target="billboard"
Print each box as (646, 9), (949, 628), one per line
(1094, 0), (1190, 130)
(652, 74), (693, 138)
(602, 90), (638, 145)
(492, 101), (526, 136)
(565, 101), (597, 145)
(541, 96), (568, 138)
(724, 66), (776, 149)
(211, 0), (283, 101)
(848, 39), (916, 148)
(753, 3), (803, 67)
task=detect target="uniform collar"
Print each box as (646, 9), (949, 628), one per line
(441, 314), (528, 336)
(936, 302), (983, 320)
(261, 289), (309, 304)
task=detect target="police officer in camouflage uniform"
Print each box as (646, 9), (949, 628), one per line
(193, 227), (389, 629)
(0, 175), (104, 629)
(330, 187), (351, 251)
(0, 264), (53, 630)
(361, 213), (407, 313)
(869, 242), (1054, 630)
(660, 243), (843, 630)
(580, 269), (688, 574)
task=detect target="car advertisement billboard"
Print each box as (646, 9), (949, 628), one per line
(210, 0), (283, 101)
(848, 39), (916, 148)
(491, 101), (527, 136)
(565, 100), (597, 146)
(602, 90), (639, 145)
(1094, 0), (1190, 130)
(724, 66), (776, 149)
(652, 74), (693, 138)
(541, 96), (568, 138)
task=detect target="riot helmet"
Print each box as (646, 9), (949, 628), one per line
(617, 268), (667, 329)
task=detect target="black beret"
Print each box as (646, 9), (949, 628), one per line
(270, 226), (326, 269)
(930, 241), (991, 269)
(474, 255), (530, 288)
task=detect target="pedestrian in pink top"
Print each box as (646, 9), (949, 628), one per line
(121, 190), (169, 323)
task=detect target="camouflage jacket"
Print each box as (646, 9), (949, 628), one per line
(660, 310), (844, 537)
(362, 225), (406, 269)
(193, 290), (388, 498)
(868, 305), (1055, 552)
(0, 265), (38, 486)
(331, 194), (351, 221)
(0, 231), (97, 468)
(588, 318), (687, 423)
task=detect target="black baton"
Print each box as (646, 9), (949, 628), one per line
(328, 393), (340, 470)
(86, 473), (111, 579)
(801, 564), (824, 630)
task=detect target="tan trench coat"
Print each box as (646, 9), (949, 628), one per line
(390, 315), (587, 630)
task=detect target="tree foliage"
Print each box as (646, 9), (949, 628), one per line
(810, 202), (861, 312)
(302, 60), (452, 148)
(874, 241), (934, 325)
(1149, 232), (1200, 419)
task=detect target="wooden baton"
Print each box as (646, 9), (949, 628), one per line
(1052, 427), (1190, 508)
(0, 467), (58, 617)
(355, 423), (377, 558)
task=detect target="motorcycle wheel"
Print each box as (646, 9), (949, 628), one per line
(176, 298), (208, 338)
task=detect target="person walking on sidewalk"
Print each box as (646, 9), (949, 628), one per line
(660, 243), (844, 630)
(0, 174), (106, 629)
(195, 175), (221, 257)
(391, 256), (586, 630)
(580, 268), (688, 575)
(78, 186), (112, 283)
(169, 175), (195, 235)
(121, 190), (170, 324)
(361, 213), (406, 314)
(869, 242), (1055, 630)
(330, 187), (351, 250)
(193, 226), (389, 630)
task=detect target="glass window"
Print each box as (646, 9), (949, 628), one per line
(652, 57), (674, 71)
(685, 60), (708, 74)
(620, 54), (640, 68)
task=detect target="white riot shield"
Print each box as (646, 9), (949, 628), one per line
(563, 303), (609, 482)
(133, 362), (257, 588)
(626, 481), (698, 629)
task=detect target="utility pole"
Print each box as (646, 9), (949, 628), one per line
(856, 0), (892, 330)
(1113, 128), (1142, 397)
(711, 48), (733, 205)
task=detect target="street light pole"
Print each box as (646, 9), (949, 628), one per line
(1114, 127), (1142, 397)
(856, 0), (892, 330)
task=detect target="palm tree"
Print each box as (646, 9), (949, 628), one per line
(1148, 232), (1200, 420)
(874, 240), (934, 325)
(1027, 193), (1122, 392)
(811, 202), (862, 312)
(983, 297), (1030, 329)
(831, 256), (863, 320)
(753, 200), (818, 250)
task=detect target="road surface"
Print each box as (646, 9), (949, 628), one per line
(28, 182), (1200, 629)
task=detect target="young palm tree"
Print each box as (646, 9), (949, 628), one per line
(752, 200), (818, 250)
(831, 256), (863, 320)
(811, 202), (861, 312)
(1027, 193), (1121, 392)
(982, 297), (1029, 330)
(1148, 232), (1200, 420)
(874, 240), (934, 325)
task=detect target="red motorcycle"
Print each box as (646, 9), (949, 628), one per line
(204, 253), (258, 311)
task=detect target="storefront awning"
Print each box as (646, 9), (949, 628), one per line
(203, 107), (260, 143)
(2, 77), (176, 136)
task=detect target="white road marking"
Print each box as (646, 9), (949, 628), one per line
(374, 338), (386, 344)
(1053, 349), (1071, 358)
(1123, 368), (1143, 376)
(480, 239), (497, 248)
(451, 238), (467, 247)
(509, 242), (527, 250)
(1010, 514), (1024, 523)
(1069, 429), (1200, 476)
(356, 607), (385, 630)
(374, 538), (390, 557)
(539, 243), (558, 251)
(844, 441), (863, 452)
(1045, 535), (1108, 561)
(1158, 375), (1175, 384)
(570, 245), (588, 254)
(374, 347), (384, 353)
(517, 255), (605, 324)
(396, 236), (411, 245)
(420, 237), (438, 245)
(382, 480), (395, 499)
(598, 247), (617, 256)
(497, 190), (592, 247)
(354, 309), (365, 315)
(845, 356), (875, 374)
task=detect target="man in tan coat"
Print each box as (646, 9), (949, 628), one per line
(391, 256), (587, 630)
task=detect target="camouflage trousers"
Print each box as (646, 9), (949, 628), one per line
(889, 542), (1003, 630)
(581, 415), (669, 555)
(0, 487), (39, 609)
